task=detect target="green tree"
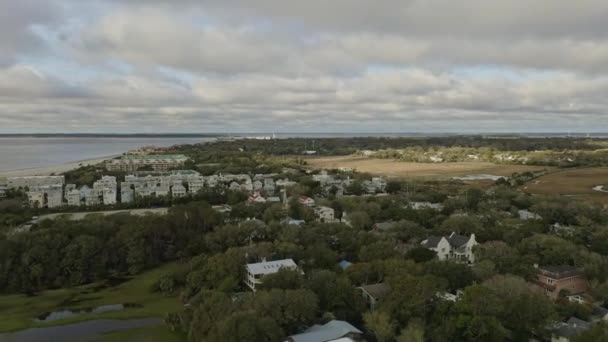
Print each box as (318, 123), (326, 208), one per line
(364, 311), (396, 342)
(259, 268), (304, 290)
(209, 311), (284, 342)
(397, 319), (425, 342)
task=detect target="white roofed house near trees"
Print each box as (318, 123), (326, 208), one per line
(244, 258), (299, 291)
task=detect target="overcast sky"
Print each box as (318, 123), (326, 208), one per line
(1, 0), (607, 133)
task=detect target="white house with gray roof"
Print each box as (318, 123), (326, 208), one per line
(421, 232), (478, 264)
(244, 258), (298, 291)
(285, 320), (363, 342)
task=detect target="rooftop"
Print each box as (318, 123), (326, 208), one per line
(537, 265), (583, 279)
(289, 320), (362, 342)
(550, 317), (591, 338)
(246, 259), (297, 276)
(359, 283), (391, 301)
(117, 154), (188, 161)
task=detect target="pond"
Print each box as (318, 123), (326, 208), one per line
(0, 318), (162, 342)
(35, 304), (127, 323)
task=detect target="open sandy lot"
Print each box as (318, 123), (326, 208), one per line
(523, 167), (608, 205)
(306, 156), (551, 179)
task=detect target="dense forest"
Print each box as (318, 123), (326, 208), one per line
(2, 178), (608, 340)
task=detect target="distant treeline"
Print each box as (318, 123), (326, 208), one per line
(180, 137), (604, 157)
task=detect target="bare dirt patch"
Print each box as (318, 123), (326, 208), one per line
(305, 156), (550, 179)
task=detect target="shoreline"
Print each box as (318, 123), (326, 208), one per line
(0, 155), (120, 178)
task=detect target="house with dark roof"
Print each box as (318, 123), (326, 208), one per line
(420, 232), (477, 264)
(358, 283), (391, 310)
(534, 265), (588, 300)
(285, 320), (364, 342)
(548, 317), (592, 342)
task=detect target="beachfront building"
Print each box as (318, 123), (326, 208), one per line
(105, 154), (189, 172)
(171, 183), (187, 197)
(121, 186), (134, 203)
(27, 185), (63, 208)
(66, 188), (82, 206)
(93, 176), (118, 205)
(120, 170), (204, 200)
(7, 176), (65, 189)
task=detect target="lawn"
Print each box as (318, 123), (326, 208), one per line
(522, 167), (608, 205)
(0, 263), (183, 333)
(305, 155), (552, 179)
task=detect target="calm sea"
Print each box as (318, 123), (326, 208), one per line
(0, 137), (212, 171)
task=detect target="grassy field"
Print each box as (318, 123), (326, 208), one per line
(0, 263), (182, 333)
(522, 167), (608, 205)
(94, 324), (186, 342)
(306, 156), (552, 179)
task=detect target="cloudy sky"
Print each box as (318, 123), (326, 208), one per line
(1, 0), (607, 133)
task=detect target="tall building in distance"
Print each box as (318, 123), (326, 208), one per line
(105, 155), (189, 172)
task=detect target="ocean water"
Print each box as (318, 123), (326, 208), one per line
(0, 137), (211, 171)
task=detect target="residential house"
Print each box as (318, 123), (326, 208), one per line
(263, 178), (276, 194)
(212, 204), (232, 214)
(253, 180), (264, 192)
(189, 179), (205, 194)
(282, 218), (306, 226)
(229, 181), (241, 191)
(276, 179), (297, 188)
(409, 202), (444, 211)
(299, 196), (316, 207)
(420, 232), (478, 264)
(248, 194), (267, 203)
(518, 209), (542, 221)
(285, 320), (364, 342)
(549, 317), (592, 342)
(314, 206), (336, 223)
(534, 265), (588, 300)
(244, 259), (298, 291)
(359, 283), (391, 310)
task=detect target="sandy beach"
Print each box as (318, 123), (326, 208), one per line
(0, 155), (119, 178)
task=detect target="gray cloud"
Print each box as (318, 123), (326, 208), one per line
(1, 0), (608, 133)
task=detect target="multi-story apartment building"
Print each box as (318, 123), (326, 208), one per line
(7, 176), (65, 189)
(105, 154), (189, 172)
(27, 185), (63, 208)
